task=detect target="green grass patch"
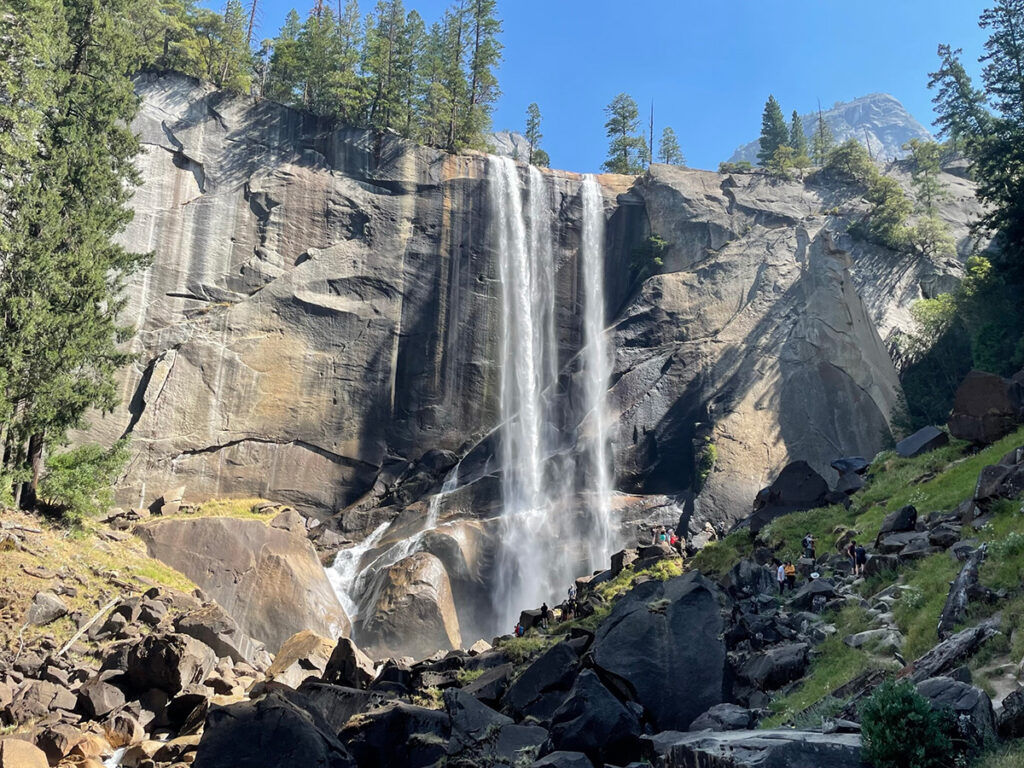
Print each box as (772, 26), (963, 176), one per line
(972, 740), (1024, 768)
(891, 552), (961, 659)
(760, 505), (859, 563)
(456, 668), (486, 686)
(497, 631), (553, 664)
(595, 557), (684, 602)
(978, 499), (1024, 590)
(689, 529), (754, 577)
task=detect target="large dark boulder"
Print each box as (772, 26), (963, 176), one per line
(723, 559), (776, 599)
(502, 642), (579, 722)
(291, 681), (389, 732)
(736, 643), (810, 691)
(547, 670), (641, 765)
(789, 579), (836, 611)
(997, 688), (1024, 738)
(590, 571), (726, 731)
(875, 505), (918, 543)
(644, 729), (865, 768)
(444, 688), (547, 766)
(340, 701), (450, 768)
(748, 462), (830, 534)
(916, 677), (996, 752)
(895, 426), (949, 458)
(938, 545), (987, 639)
(113, 633), (216, 696)
(948, 370), (1024, 444)
(530, 753), (594, 768)
(322, 638), (376, 690)
(193, 691), (355, 768)
(173, 603), (265, 664)
(688, 703), (756, 731)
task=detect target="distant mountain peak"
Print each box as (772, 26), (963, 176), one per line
(728, 93), (933, 165)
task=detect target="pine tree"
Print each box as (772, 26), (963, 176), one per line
(265, 9), (304, 105)
(789, 110), (807, 158)
(602, 93), (649, 175)
(1, 0), (149, 505)
(525, 102), (542, 165)
(415, 20), (454, 146)
(461, 0), (501, 149)
(442, 2), (469, 151)
(363, 0), (407, 131)
(757, 95), (788, 167)
(928, 45), (990, 150)
(811, 108), (834, 165)
(904, 139), (946, 214)
(980, 1), (1024, 123)
(299, 6), (344, 115)
(657, 126), (685, 165)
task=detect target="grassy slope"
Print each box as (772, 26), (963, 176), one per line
(692, 426), (1024, 727)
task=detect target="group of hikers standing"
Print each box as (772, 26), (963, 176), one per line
(513, 585), (579, 637)
(650, 525), (683, 554)
(775, 532), (869, 594)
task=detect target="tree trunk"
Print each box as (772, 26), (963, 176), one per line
(20, 431), (44, 510)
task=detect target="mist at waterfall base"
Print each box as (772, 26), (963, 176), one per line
(328, 159), (617, 642)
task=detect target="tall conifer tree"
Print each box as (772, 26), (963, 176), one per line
(757, 95), (788, 167)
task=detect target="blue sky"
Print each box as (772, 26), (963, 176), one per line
(238, 0), (990, 173)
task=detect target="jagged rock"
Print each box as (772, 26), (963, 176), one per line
(463, 662), (513, 706)
(831, 457), (870, 475)
(938, 544), (987, 639)
(77, 676), (126, 719)
(790, 579), (837, 611)
(877, 531), (927, 555)
(723, 559), (776, 599)
(748, 462), (830, 534)
(688, 703), (756, 732)
(916, 677), (996, 750)
(151, 485), (186, 516)
(590, 571), (726, 731)
(357, 552), (461, 660)
(32, 723), (88, 764)
(25, 592), (68, 626)
(928, 524), (961, 549)
(445, 688), (547, 765)
(503, 642), (579, 722)
(895, 426), (949, 458)
(264, 631), (335, 689)
(0, 739), (49, 768)
(737, 643), (810, 691)
(644, 729), (865, 768)
(322, 637), (376, 690)
(112, 632), (217, 697)
(876, 505), (918, 542)
(864, 554), (899, 576)
(173, 603), (265, 665)
(5, 680), (77, 723)
(103, 709), (145, 748)
(547, 670), (640, 765)
(610, 549), (638, 576)
(340, 701), (449, 768)
(910, 618), (1000, 683)
(468, 639), (491, 654)
(948, 370), (1024, 444)
(194, 690), (355, 768)
(530, 753), (594, 768)
(137, 517), (349, 653)
(843, 629), (904, 654)
(997, 687), (1024, 738)
(835, 472), (866, 495)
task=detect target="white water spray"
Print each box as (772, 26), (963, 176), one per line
(327, 522), (389, 620)
(580, 175), (614, 569)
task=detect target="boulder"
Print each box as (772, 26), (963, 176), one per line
(25, 592), (68, 626)
(444, 688), (547, 765)
(876, 505), (918, 542)
(531, 753), (594, 768)
(895, 426), (949, 458)
(137, 517), (349, 652)
(948, 370), (1023, 444)
(590, 571), (726, 731)
(503, 642), (579, 722)
(877, 531), (927, 555)
(193, 690), (355, 768)
(688, 703), (756, 731)
(748, 462), (830, 534)
(32, 724), (88, 764)
(723, 559), (776, 599)
(864, 554), (899, 577)
(831, 457), (870, 475)
(151, 485), (186, 516)
(547, 670), (641, 765)
(463, 662), (514, 707)
(6, 680), (77, 723)
(916, 676), (996, 750)
(644, 729), (865, 768)
(322, 637), (376, 690)
(737, 643), (810, 691)
(173, 604), (265, 665)
(357, 552), (461, 660)
(114, 632), (216, 696)
(340, 701), (450, 768)
(997, 687), (1024, 739)
(0, 739), (49, 768)
(292, 681), (389, 732)
(843, 629), (904, 654)
(77, 676), (126, 719)
(265, 630), (335, 688)
(103, 709), (145, 748)
(938, 545), (987, 640)
(789, 579), (836, 611)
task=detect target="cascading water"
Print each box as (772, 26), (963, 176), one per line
(327, 521), (389, 620)
(579, 174), (615, 569)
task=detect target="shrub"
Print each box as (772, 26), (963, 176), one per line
(718, 160), (752, 174)
(38, 439), (130, 525)
(822, 139), (876, 185)
(695, 438), (717, 492)
(861, 680), (954, 768)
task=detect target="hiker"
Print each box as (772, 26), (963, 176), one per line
(846, 540), (857, 571)
(668, 528), (678, 547)
(784, 560), (796, 590)
(776, 560), (786, 594)
(658, 527), (668, 544)
(567, 585), (577, 601)
(514, 622), (523, 637)
(855, 543), (867, 576)
(540, 602), (550, 629)
(802, 533), (815, 559)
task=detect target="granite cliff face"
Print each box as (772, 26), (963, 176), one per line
(728, 93), (934, 165)
(75, 72), (981, 646)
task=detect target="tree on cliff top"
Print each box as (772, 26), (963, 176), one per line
(658, 126), (685, 166)
(757, 95), (788, 166)
(811, 108), (834, 165)
(0, 0), (149, 508)
(602, 93), (649, 175)
(525, 102), (544, 165)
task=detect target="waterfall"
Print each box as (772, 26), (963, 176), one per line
(580, 175), (614, 569)
(327, 521), (389, 620)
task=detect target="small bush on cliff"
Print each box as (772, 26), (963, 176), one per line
(38, 439), (130, 525)
(861, 680), (954, 768)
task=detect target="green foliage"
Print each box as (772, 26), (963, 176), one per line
(498, 630), (552, 664)
(974, 741), (1024, 768)
(658, 126), (685, 166)
(695, 438), (717, 492)
(766, 144), (796, 180)
(718, 160), (752, 174)
(928, 44), (990, 151)
(456, 667), (486, 686)
(811, 110), (835, 165)
(630, 233), (668, 283)
(860, 175), (914, 250)
(892, 553), (960, 658)
(904, 139), (946, 214)
(602, 93), (649, 175)
(38, 440), (130, 525)
(530, 149), (550, 168)
(688, 529), (753, 577)
(525, 102), (544, 166)
(860, 680), (954, 768)
(757, 95), (788, 167)
(822, 138), (876, 184)
(789, 110), (808, 159)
